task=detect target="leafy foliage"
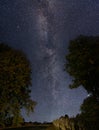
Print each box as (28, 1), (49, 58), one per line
(0, 43), (36, 127)
(65, 35), (99, 98)
(76, 96), (99, 130)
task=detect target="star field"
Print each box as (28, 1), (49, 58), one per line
(0, 0), (99, 122)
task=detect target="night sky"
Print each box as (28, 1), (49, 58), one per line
(0, 0), (99, 122)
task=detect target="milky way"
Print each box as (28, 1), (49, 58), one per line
(36, 0), (58, 98)
(29, 0), (87, 122)
(33, 0), (66, 119)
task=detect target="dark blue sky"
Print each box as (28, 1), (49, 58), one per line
(0, 0), (99, 122)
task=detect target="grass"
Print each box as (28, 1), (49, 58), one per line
(1, 124), (54, 130)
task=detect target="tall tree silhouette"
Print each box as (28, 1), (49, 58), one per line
(65, 35), (99, 99)
(0, 43), (36, 127)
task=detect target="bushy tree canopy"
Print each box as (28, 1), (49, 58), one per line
(65, 35), (99, 98)
(77, 96), (99, 130)
(0, 43), (36, 127)
(80, 96), (99, 118)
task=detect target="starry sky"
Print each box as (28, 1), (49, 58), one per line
(0, 0), (99, 122)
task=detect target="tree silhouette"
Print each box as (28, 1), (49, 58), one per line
(0, 43), (36, 127)
(65, 35), (99, 99)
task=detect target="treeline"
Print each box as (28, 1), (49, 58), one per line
(0, 35), (99, 129)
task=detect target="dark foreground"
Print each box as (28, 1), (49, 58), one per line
(1, 125), (57, 130)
